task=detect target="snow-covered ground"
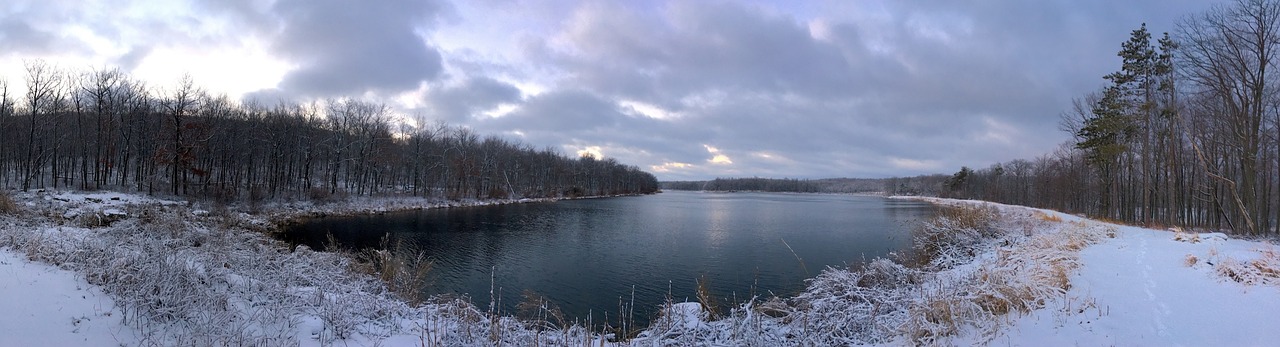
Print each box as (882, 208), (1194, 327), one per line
(1, 190), (1277, 346)
(996, 217), (1280, 346)
(0, 248), (138, 346)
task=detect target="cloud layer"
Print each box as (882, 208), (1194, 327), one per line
(0, 0), (1223, 180)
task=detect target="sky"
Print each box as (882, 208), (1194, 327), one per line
(0, 0), (1227, 181)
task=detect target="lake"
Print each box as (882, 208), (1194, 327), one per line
(281, 191), (935, 326)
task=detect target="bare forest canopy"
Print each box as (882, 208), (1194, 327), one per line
(0, 63), (659, 201)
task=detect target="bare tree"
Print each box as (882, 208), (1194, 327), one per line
(1178, 0), (1280, 234)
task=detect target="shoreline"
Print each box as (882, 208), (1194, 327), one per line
(2, 189), (1277, 345)
(217, 191), (652, 234)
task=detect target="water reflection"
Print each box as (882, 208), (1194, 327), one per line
(282, 191), (935, 327)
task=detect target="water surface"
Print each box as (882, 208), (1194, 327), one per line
(282, 191), (935, 324)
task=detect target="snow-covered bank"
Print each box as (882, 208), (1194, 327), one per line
(0, 190), (605, 346)
(252, 192), (644, 234)
(2, 190), (1278, 346)
(996, 217), (1280, 346)
(0, 248), (137, 345)
(909, 198), (1280, 345)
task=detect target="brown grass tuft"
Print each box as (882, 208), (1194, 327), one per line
(695, 274), (720, 319)
(910, 205), (1001, 268)
(359, 235), (435, 306)
(0, 191), (18, 215)
(1036, 211), (1063, 223)
(1214, 247), (1280, 286)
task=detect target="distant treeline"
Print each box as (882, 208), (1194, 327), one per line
(661, 176), (948, 195)
(0, 61), (659, 201)
(662, 177), (822, 193)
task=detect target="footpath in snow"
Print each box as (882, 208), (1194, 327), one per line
(997, 214), (1280, 346)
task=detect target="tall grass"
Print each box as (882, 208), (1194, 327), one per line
(909, 204), (1001, 269)
(1214, 245), (1280, 286)
(360, 235), (435, 306)
(0, 190), (18, 215)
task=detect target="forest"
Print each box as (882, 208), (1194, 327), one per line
(0, 64), (659, 202)
(943, 0), (1280, 236)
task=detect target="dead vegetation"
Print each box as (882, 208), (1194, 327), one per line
(910, 204), (1001, 269)
(0, 190), (18, 215)
(634, 203), (1111, 346)
(1214, 246), (1280, 286)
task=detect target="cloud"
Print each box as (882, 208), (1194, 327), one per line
(575, 146), (604, 160)
(0, 19), (60, 54)
(269, 0), (450, 97)
(0, 0), (1229, 181)
(419, 76), (522, 123)
(481, 0), (1223, 180)
(704, 145), (733, 165)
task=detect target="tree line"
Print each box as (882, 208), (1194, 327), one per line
(662, 176), (950, 195)
(662, 177), (824, 193)
(0, 62), (659, 201)
(944, 0), (1280, 235)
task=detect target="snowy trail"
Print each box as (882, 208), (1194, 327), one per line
(0, 248), (137, 346)
(1001, 221), (1280, 346)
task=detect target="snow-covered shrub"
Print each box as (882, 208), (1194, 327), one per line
(0, 201), (420, 346)
(788, 260), (918, 345)
(74, 208), (128, 227)
(912, 205), (1001, 269)
(903, 220), (1107, 344)
(1215, 246), (1280, 286)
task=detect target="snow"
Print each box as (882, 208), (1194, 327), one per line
(0, 248), (137, 346)
(1, 190), (1278, 346)
(996, 222), (1280, 346)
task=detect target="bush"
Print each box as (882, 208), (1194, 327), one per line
(361, 236), (435, 306)
(0, 191), (18, 215)
(910, 205), (1000, 269)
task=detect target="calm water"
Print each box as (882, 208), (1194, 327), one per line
(281, 191), (934, 324)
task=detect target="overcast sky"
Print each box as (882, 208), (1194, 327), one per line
(0, 0), (1226, 180)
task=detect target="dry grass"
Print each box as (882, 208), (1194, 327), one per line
(696, 274), (721, 319)
(903, 220), (1106, 344)
(911, 205), (1001, 269)
(1185, 254), (1199, 267)
(1035, 211), (1063, 223)
(361, 236), (435, 306)
(0, 191), (18, 215)
(1215, 246), (1280, 286)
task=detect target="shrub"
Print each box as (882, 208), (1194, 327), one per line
(1215, 247), (1280, 286)
(0, 191), (18, 215)
(910, 205), (1000, 269)
(309, 187), (347, 205)
(362, 236), (435, 305)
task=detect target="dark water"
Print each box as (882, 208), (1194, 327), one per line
(281, 191), (934, 325)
